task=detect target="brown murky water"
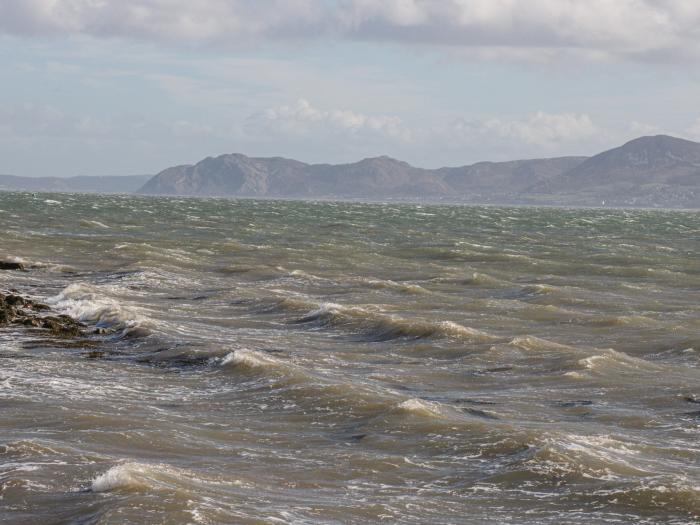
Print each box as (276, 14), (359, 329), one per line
(1, 192), (699, 524)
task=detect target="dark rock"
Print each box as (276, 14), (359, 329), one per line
(40, 316), (84, 337)
(5, 295), (22, 305)
(1, 290), (85, 337)
(0, 261), (24, 271)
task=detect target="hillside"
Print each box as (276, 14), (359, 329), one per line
(5, 135), (697, 208)
(526, 135), (700, 207)
(138, 153), (584, 201)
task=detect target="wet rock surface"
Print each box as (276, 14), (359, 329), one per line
(0, 261), (25, 271)
(0, 290), (85, 337)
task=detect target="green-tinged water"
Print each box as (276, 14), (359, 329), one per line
(1, 192), (700, 524)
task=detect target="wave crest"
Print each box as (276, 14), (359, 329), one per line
(290, 301), (496, 343)
(48, 283), (152, 338)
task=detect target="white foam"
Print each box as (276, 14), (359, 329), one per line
(91, 463), (151, 492)
(578, 349), (662, 372)
(365, 278), (428, 294)
(306, 302), (345, 317)
(48, 282), (150, 335)
(221, 349), (280, 370)
(437, 320), (493, 340)
(396, 398), (447, 418)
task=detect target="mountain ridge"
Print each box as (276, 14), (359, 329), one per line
(137, 135), (700, 207)
(2, 135), (699, 208)
(138, 151), (587, 200)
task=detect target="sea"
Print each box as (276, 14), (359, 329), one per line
(1, 192), (699, 524)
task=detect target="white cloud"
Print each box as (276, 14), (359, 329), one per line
(685, 118), (700, 141)
(629, 121), (663, 136)
(2, 0), (700, 61)
(246, 99), (412, 141)
(243, 100), (612, 163)
(0, 102), (229, 143)
(448, 111), (599, 148)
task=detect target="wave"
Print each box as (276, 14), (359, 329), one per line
(508, 335), (583, 354)
(584, 314), (662, 328)
(90, 462), (185, 493)
(47, 283), (152, 338)
(363, 278), (429, 295)
(394, 398), (458, 419)
(519, 284), (557, 296)
(495, 432), (700, 516)
(396, 398), (445, 417)
(284, 300), (497, 343)
(218, 265), (282, 280)
(220, 349), (287, 372)
(578, 349), (664, 374)
(0, 440), (63, 459)
(91, 463), (154, 492)
(588, 477), (700, 517)
(283, 269), (431, 295)
(218, 351), (500, 432)
(526, 433), (655, 481)
(218, 348), (404, 419)
(462, 272), (508, 287)
(79, 219), (110, 229)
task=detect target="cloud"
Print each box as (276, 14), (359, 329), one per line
(0, 0), (324, 42)
(0, 102), (231, 144)
(628, 121), (663, 136)
(448, 112), (599, 148)
(1, 0), (700, 62)
(685, 118), (700, 141)
(0, 103), (111, 138)
(246, 99), (412, 141)
(244, 100), (612, 163)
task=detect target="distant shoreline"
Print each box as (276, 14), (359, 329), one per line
(2, 188), (698, 213)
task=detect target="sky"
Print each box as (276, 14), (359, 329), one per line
(1, 0), (700, 177)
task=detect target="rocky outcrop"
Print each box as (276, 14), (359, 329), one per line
(0, 261), (24, 270)
(0, 291), (85, 337)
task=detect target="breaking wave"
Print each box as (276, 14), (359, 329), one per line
(90, 462), (187, 493)
(47, 283), (153, 338)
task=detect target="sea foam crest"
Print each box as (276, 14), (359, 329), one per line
(48, 283), (151, 336)
(364, 278), (429, 294)
(578, 349), (663, 372)
(90, 462), (192, 493)
(91, 463), (155, 492)
(221, 349), (279, 370)
(396, 398), (448, 418)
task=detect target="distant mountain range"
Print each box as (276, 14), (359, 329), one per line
(0, 174), (151, 194)
(138, 135), (700, 208)
(2, 135), (700, 207)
